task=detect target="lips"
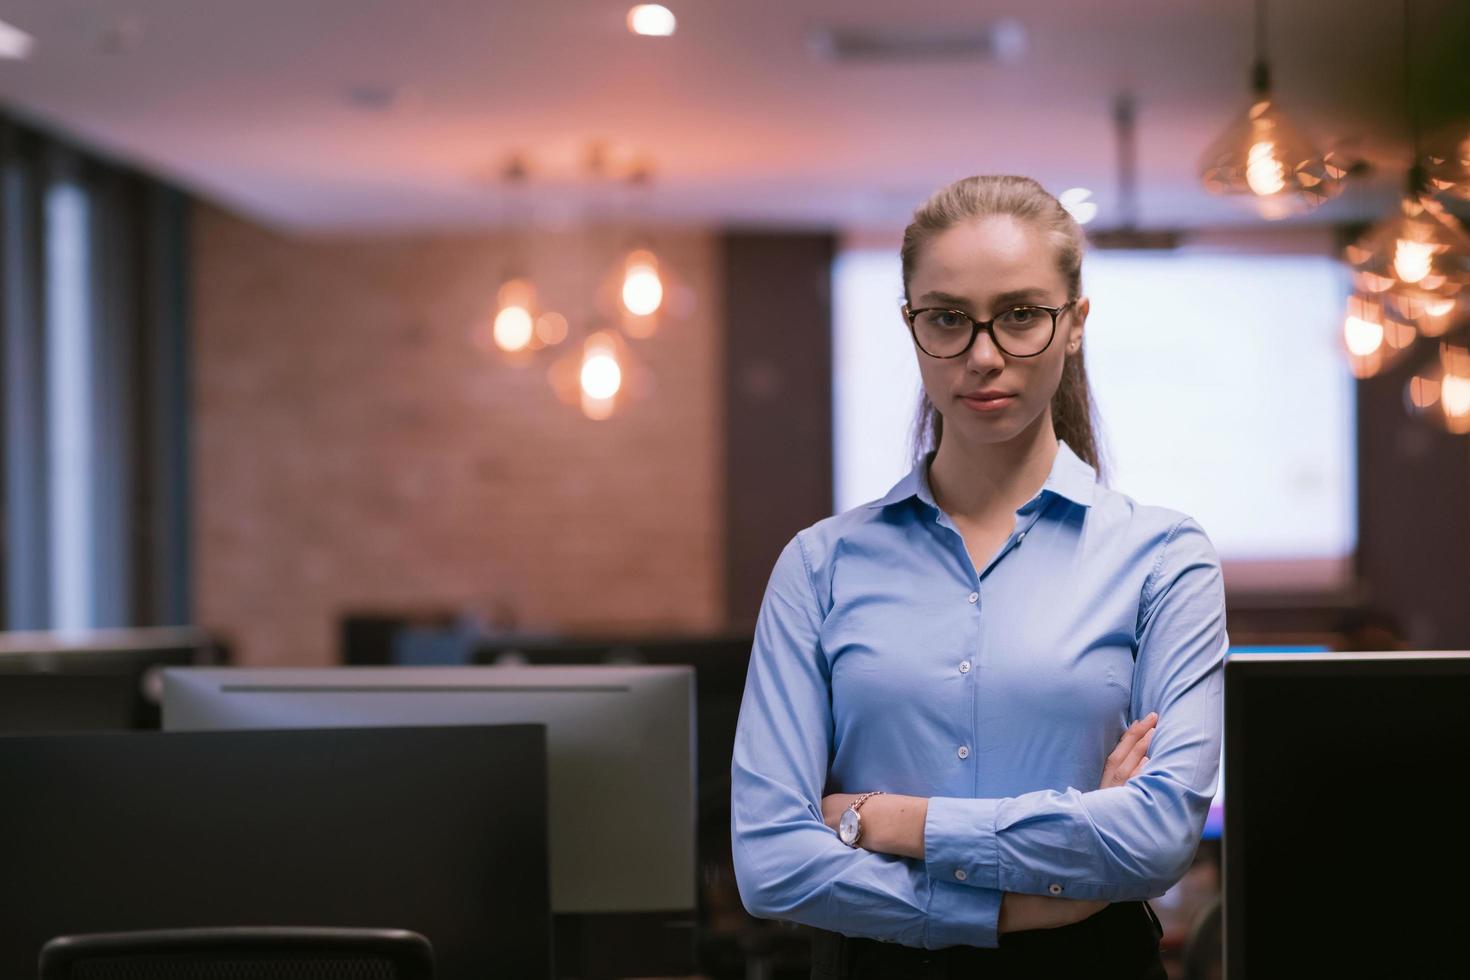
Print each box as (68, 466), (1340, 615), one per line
(959, 391), (1016, 413)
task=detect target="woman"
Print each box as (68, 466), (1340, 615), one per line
(730, 175), (1226, 978)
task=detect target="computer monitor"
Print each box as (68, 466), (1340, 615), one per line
(474, 635), (751, 825)
(164, 665), (697, 978)
(1201, 645), (1333, 840)
(0, 724), (551, 980)
(1223, 651), (1470, 978)
(0, 627), (223, 730)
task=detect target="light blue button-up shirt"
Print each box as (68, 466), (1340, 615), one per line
(730, 440), (1227, 949)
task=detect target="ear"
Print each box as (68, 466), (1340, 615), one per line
(1066, 297), (1089, 354)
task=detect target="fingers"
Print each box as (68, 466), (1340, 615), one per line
(1100, 712), (1157, 789)
(1118, 728), (1154, 780)
(1103, 712), (1156, 769)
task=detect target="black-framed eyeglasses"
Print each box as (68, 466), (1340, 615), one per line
(902, 300), (1076, 359)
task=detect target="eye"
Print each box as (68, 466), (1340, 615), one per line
(920, 310), (969, 330)
(998, 307), (1044, 328)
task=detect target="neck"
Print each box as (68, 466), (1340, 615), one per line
(927, 414), (1060, 522)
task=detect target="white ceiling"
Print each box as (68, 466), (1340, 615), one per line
(0, 0), (1465, 234)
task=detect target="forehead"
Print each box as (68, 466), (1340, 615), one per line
(911, 215), (1064, 300)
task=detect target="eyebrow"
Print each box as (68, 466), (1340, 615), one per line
(916, 288), (1053, 307)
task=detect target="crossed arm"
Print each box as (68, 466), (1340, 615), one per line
(731, 523), (1226, 949)
(819, 712), (1159, 934)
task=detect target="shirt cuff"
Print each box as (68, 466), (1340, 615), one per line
(924, 795), (1002, 891)
(924, 877), (1003, 949)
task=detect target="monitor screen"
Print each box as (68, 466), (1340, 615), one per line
(164, 665), (698, 978)
(1202, 645), (1333, 840)
(0, 724), (551, 980)
(1223, 651), (1470, 977)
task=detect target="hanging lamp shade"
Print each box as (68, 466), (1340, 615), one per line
(1405, 342), (1470, 435)
(1424, 126), (1470, 200)
(1344, 172), (1470, 320)
(1342, 291), (1418, 379)
(1198, 51), (1345, 219)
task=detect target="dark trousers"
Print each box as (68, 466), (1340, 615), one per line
(810, 900), (1167, 979)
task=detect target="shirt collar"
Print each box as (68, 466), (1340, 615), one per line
(866, 439), (1097, 512)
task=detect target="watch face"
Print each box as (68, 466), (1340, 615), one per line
(838, 807), (860, 845)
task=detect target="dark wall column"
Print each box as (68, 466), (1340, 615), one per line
(720, 232), (836, 628)
(1, 120), (50, 630)
(1356, 350), (1470, 648)
(140, 185), (193, 626)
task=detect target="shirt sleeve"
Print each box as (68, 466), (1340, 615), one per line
(731, 532), (1004, 949)
(923, 516), (1227, 902)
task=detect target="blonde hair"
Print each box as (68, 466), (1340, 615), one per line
(901, 175), (1104, 478)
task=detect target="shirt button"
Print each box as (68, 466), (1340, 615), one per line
(957, 745), (969, 759)
(1017, 531), (1027, 542)
(959, 660), (971, 674)
(967, 592), (979, 603)
(1048, 883), (1063, 895)
(954, 869), (968, 882)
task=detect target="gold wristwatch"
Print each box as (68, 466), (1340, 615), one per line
(837, 791), (885, 848)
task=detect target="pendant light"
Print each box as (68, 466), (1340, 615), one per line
(1341, 291), (1418, 379)
(1424, 123), (1470, 200)
(473, 143), (679, 419)
(1198, 0), (1344, 219)
(1343, 0), (1470, 338)
(608, 161), (673, 340)
(479, 155), (571, 360)
(1350, 0), (1470, 435)
(1405, 342), (1470, 435)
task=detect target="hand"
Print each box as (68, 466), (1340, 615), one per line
(821, 793), (861, 833)
(1098, 711), (1157, 790)
(999, 893), (1109, 933)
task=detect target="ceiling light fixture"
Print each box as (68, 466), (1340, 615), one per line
(1058, 188), (1097, 226)
(1341, 0), (1470, 392)
(807, 19), (1027, 64)
(475, 145), (682, 420)
(1197, 0), (1344, 219)
(1343, 0), (1470, 434)
(0, 18), (36, 60)
(628, 5), (676, 37)
(1424, 124), (1470, 200)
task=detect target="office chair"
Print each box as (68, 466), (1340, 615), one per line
(39, 926), (434, 980)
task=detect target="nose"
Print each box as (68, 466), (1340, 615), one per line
(967, 328), (1005, 372)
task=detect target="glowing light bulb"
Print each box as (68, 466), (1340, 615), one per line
(1343, 312), (1384, 357)
(493, 305), (534, 352)
(627, 4), (675, 36)
(1245, 141), (1286, 196)
(1442, 374), (1470, 418)
(622, 258), (664, 316)
(1392, 238), (1435, 284)
(580, 352), (623, 400)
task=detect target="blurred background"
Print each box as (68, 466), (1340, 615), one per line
(2, 1), (1469, 977)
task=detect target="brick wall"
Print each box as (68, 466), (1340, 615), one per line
(192, 205), (724, 665)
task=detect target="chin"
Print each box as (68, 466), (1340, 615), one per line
(943, 406), (1039, 444)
